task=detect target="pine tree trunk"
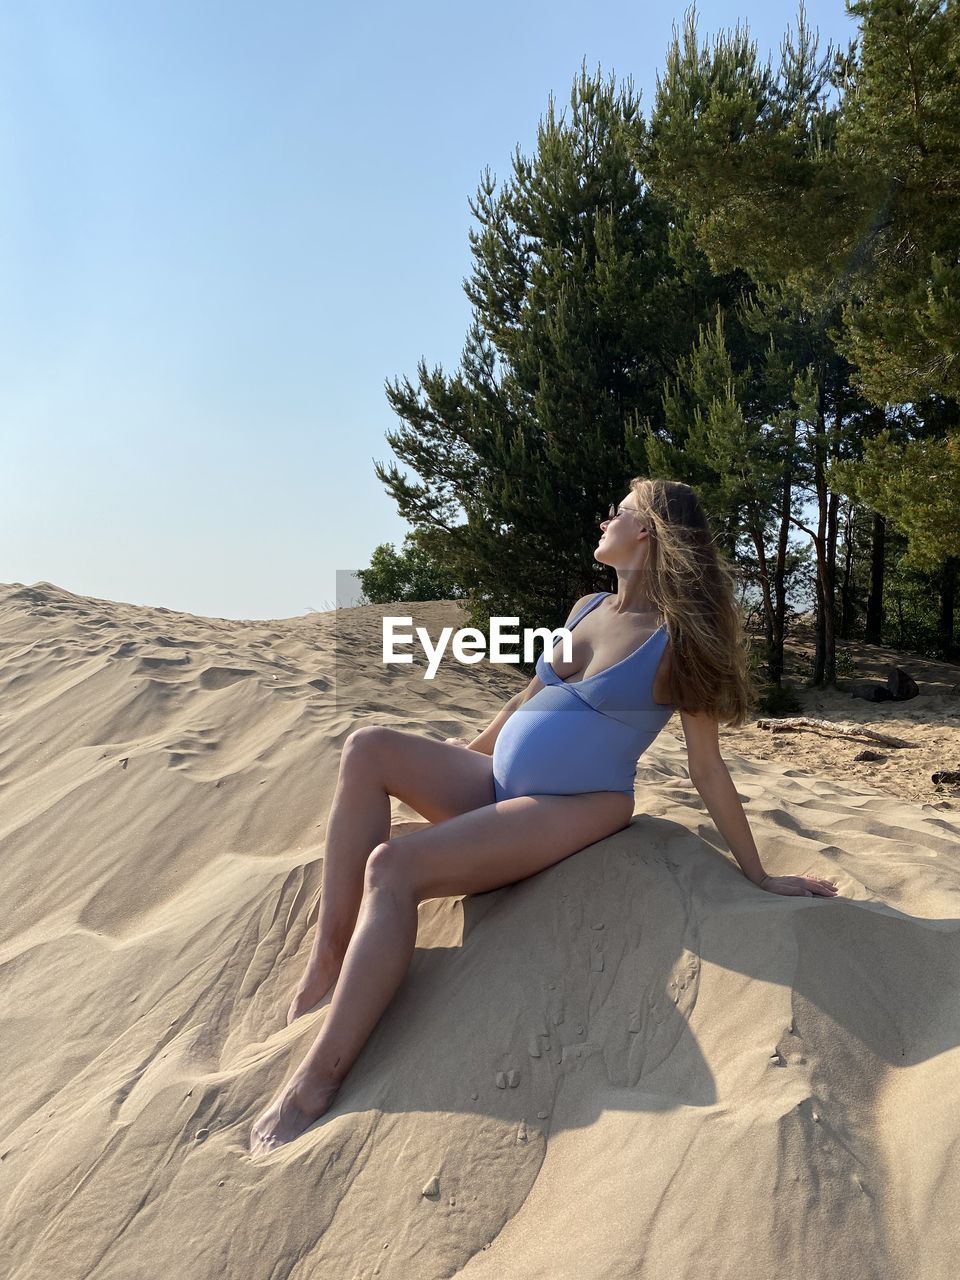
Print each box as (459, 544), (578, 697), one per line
(940, 556), (958, 661)
(769, 459), (793, 686)
(811, 402), (838, 687)
(839, 500), (855, 639)
(750, 527), (776, 668)
(865, 511), (885, 644)
(824, 487), (839, 684)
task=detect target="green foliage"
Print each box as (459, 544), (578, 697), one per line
(882, 550), (953, 652)
(834, 647), (855, 677)
(639, 5), (850, 297)
(647, 304), (797, 544)
(830, 430), (960, 572)
(375, 62), (743, 632)
(640, 0), (960, 405)
(356, 530), (466, 604)
(837, 0), (960, 402)
(792, 645), (854, 682)
(369, 8), (960, 675)
(745, 640), (804, 712)
(756, 681), (804, 714)
(631, 0), (960, 674)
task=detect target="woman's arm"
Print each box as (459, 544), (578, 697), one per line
(690, 759), (767, 884)
(455, 594), (595, 757)
(682, 709), (839, 898)
(682, 705), (772, 881)
(444, 676), (544, 755)
(466, 670), (546, 755)
(464, 694), (523, 755)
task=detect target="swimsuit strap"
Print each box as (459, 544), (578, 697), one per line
(567, 591), (608, 628)
(538, 592), (668, 700)
(536, 593), (604, 685)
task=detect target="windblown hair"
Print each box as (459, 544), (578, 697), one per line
(627, 477), (758, 727)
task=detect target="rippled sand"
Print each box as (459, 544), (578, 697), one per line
(1, 581), (958, 1279)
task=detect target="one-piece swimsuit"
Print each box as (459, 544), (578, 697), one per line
(492, 591), (673, 802)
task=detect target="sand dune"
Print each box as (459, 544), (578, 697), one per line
(1, 580), (959, 1279)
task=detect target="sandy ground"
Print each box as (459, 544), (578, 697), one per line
(1, 581), (958, 1280)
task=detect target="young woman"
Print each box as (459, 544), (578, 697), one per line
(250, 478), (839, 1156)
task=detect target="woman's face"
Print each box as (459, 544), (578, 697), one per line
(595, 494), (650, 566)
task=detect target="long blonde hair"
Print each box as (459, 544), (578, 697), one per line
(627, 477), (758, 727)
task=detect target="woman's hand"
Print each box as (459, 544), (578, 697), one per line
(758, 874), (839, 898)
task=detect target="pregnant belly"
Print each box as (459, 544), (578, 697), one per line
(492, 689), (639, 799)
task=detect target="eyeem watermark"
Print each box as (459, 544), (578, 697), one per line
(383, 616), (571, 679)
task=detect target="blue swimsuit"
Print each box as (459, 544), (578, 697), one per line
(492, 591), (674, 802)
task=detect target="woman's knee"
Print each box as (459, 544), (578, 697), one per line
(363, 840), (410, 894)
(343, 725), (399, 768)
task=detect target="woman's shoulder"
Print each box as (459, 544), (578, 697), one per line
(563, 591), (607, 624)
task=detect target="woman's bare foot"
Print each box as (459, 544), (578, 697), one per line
(286, 946), (346, 1025)
(249, 1072), (341, 1157)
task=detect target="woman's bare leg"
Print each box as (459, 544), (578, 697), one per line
(250, 788), (633, 1156)
(286, 732), (390, 1023)
(287, 726), (496, 1023)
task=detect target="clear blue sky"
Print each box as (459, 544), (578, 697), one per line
(1, 0), (857, 620)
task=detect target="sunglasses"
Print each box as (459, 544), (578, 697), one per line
(605, 502), (649, 529)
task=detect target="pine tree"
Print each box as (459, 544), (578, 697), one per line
(635, 2), (960, 679)
(836, 0), (960, 403)
(831, 426), (960, 657)
(638, 0), (960, 405)
(641, 1), (874, 686)
(376, 64), (726, 638)
(639, 308), (793, 676)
